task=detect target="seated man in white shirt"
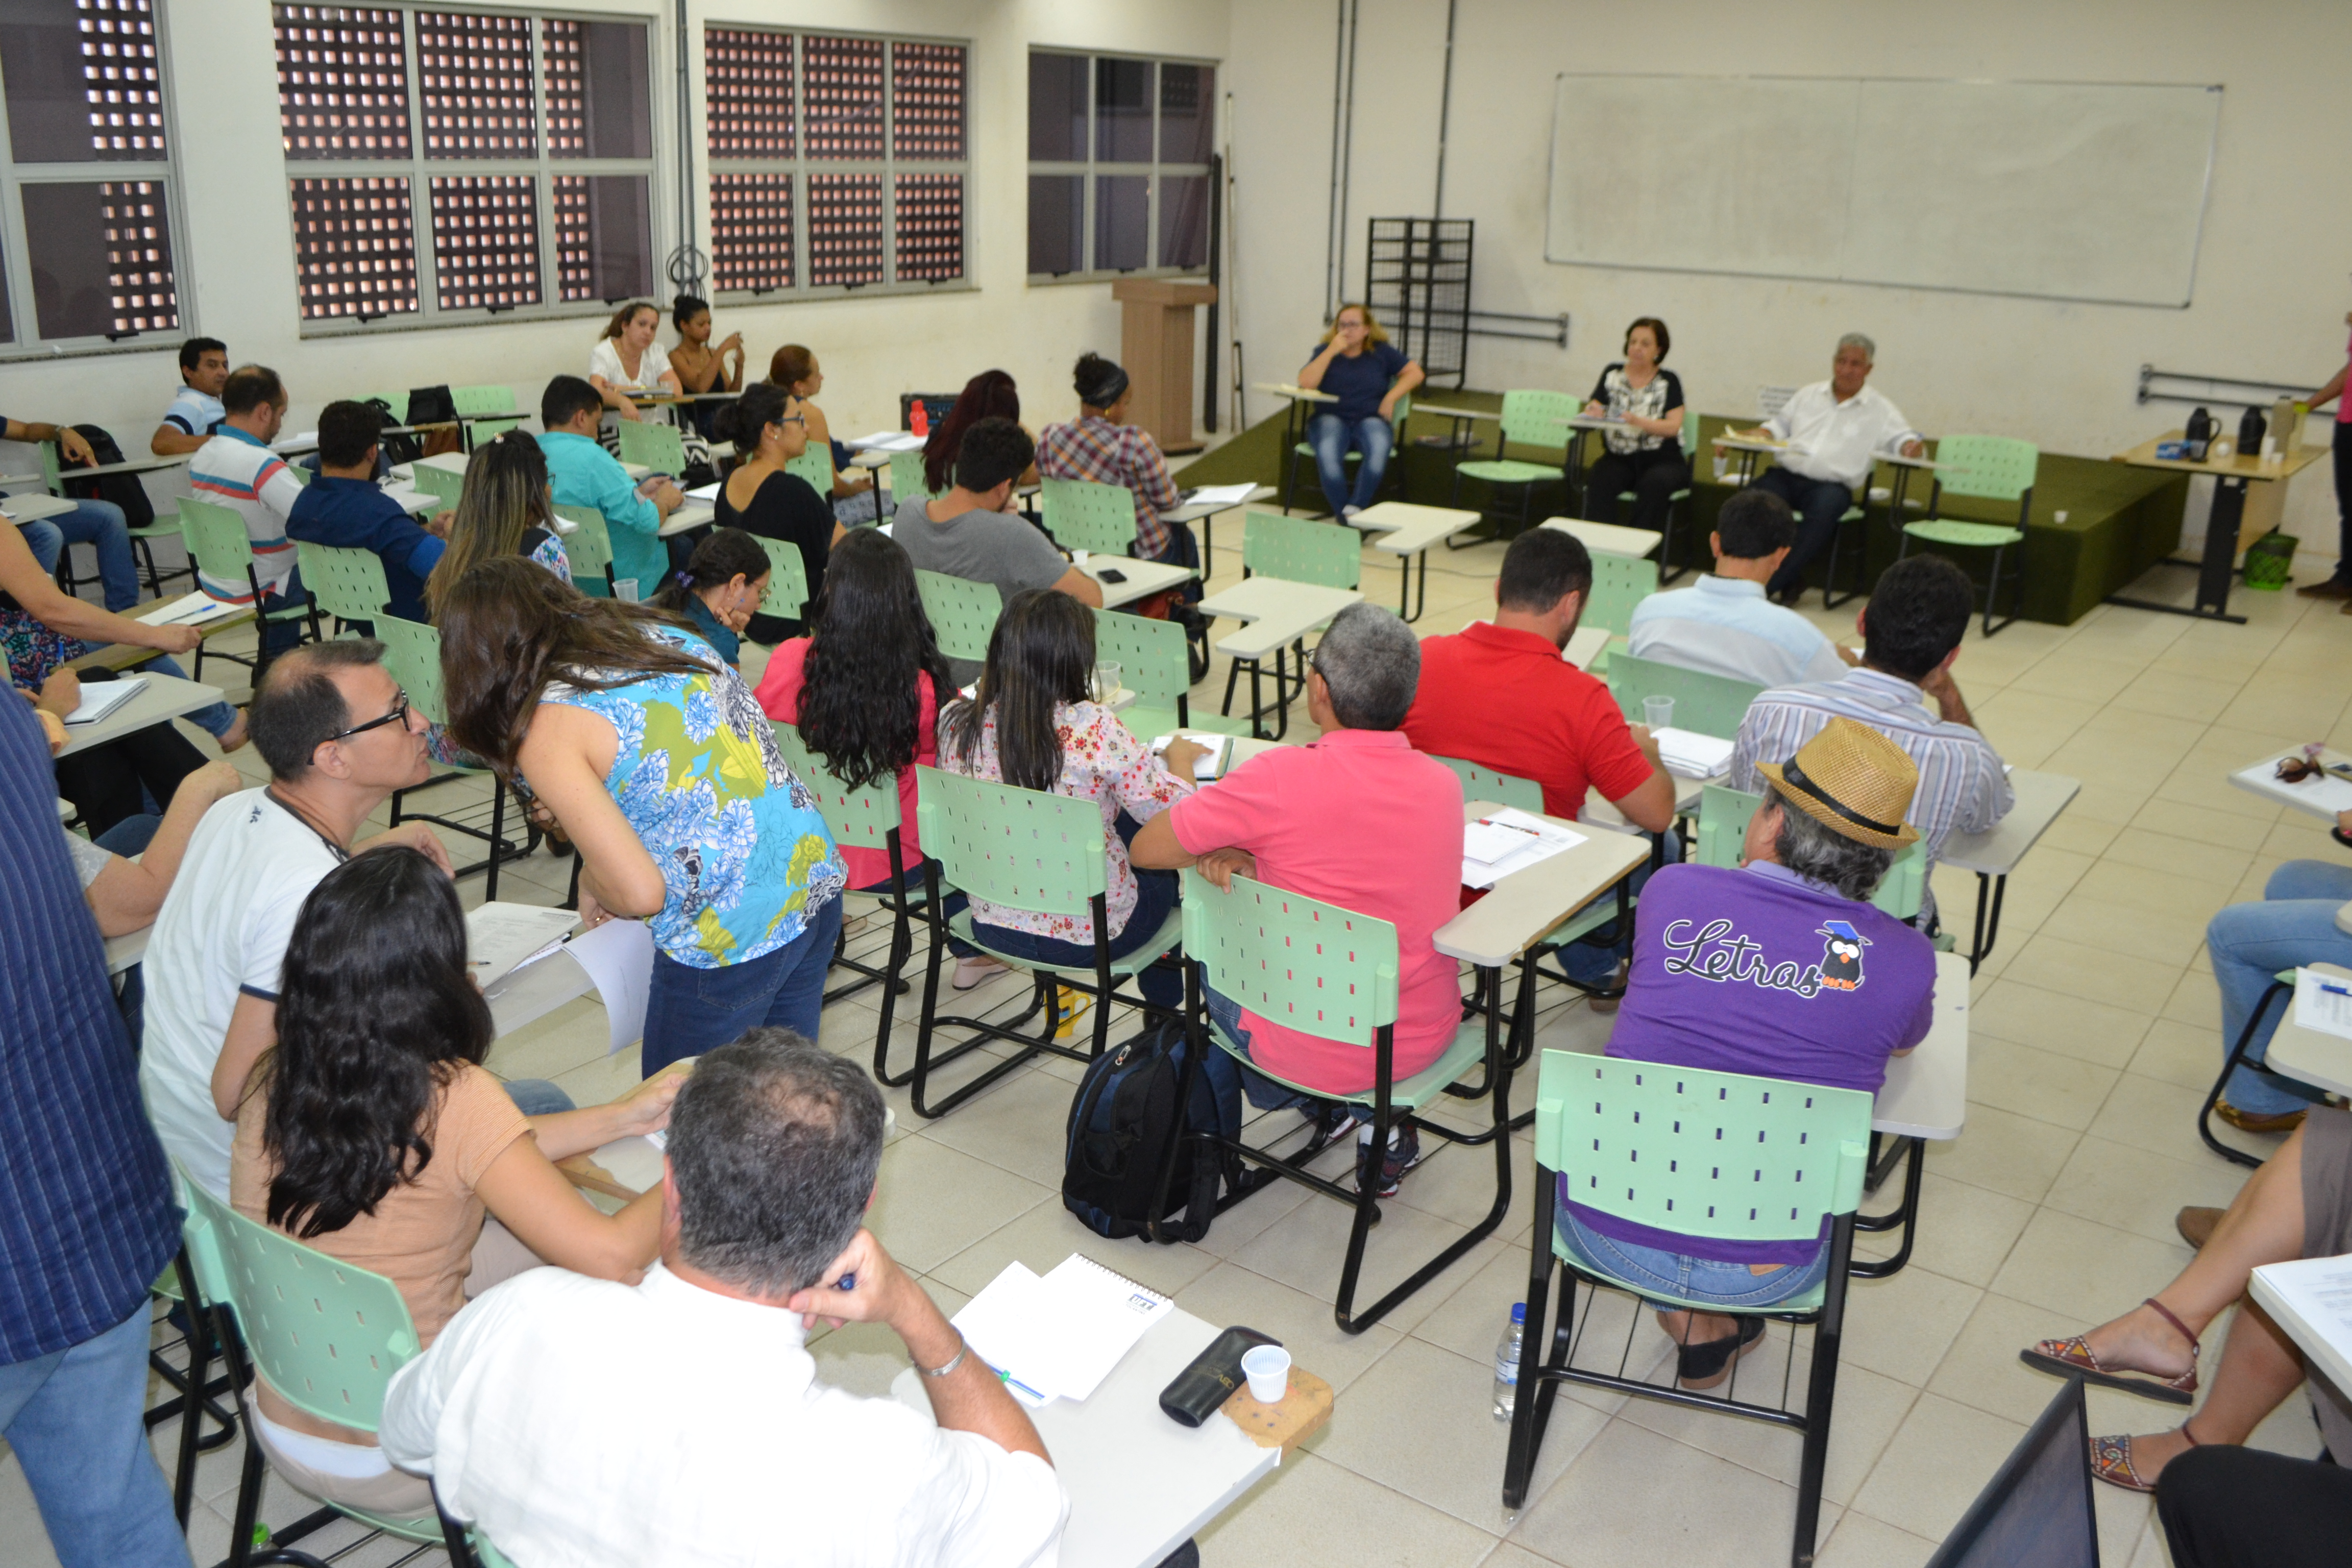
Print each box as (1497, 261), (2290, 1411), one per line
(382, 1031), (1068, 1568)
(1731, 333), (1926, 606)
(1627, 487), (1853, 689)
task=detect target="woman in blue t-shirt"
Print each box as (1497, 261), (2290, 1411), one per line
(1296, 303), (1425, 520)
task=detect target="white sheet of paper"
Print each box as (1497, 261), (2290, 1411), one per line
(1183, 482), (1260, 508)
(685, 480), (721, 501)
(138, 592), (237, 628)
(1463, 818), (1540, 865)
(1462, 806), (1587, 890)
(2295, 967), (2352, 1041)
(1150, 732), (1232, 781)
(63, 675), (148, 726)
(952, 1262), (1057, 1406)
(1562, 626), (1610, 670)
(2251, 1254), (2352, 1396)
(1654, 727), (1736, 779)
(563, 917), (655, 1055)
(465, 903), (581, 988)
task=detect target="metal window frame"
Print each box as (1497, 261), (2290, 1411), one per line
(700, 21), (972, 305)
(0, 0), (196, 361)
(1025, 47), (1215, 287)
(281, 2), (663, 339)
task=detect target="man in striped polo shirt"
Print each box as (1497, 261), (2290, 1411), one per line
(190, 365), (307, 657)
(1727, 553), (2012, 930)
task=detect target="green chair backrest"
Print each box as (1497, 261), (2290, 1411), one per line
(887, 449), (939, 511)
(774, 720), (901, 851)
(787, 447), (835, 494)
(408, 461), (467, 505)
(1498, 388), (1580, 455)
(914, 765), (1105, 917)
(1181, 869), (1399, 1047)
(450, 383), (514, 416)
(178, 495), (257, 581)
(1695, 781), (1925, 920)
(1534, 1050), (1872, 1244)
(176, 1168), (419, 1436)
(1090, 607), (1189, 709)
(295, 541), (390, 625)
(751, 535), (810, 620)
(1932, 434), (2038, 505)
(287, 463), (314, 487)
(1680, 406), (1699, 460)
(1041, 477), (1138, 557)
(554, 504), (612, 596)
(616, 418), (687, 477)
(1431, 753), (1544, 814)
(1607, 651), (1763, 740)
(1242, 510), (1361, 590)
(374, 615), (451, 726)
(914, 569), (1001, 664)
(373, 390), (411, 424)
(474, 1534), (518, 1568)
(1583, 553), (1658, 636)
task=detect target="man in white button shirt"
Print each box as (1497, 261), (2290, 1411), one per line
(1733, 334), (1926, 606)
(381, 1032), (1068, 1568)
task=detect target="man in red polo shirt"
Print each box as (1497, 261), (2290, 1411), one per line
(1131, 603), (1464, 1198)
(1403, 528), (1676, 991)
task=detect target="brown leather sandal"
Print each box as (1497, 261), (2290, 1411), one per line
(2019, 1297), (2200, 1405)
(2088, 1420), (2202, 1493)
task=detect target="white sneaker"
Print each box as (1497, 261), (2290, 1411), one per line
(953, 955), (1009, 991)
(1341, 505), (1363, 521)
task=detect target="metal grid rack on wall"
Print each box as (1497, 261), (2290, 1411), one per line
(1364, 217), (1471, 388)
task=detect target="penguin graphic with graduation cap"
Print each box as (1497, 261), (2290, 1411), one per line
(1816, 920), (1868, 991)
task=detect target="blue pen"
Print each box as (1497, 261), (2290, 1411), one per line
(2318, 982), (2352, 999)
(835, 1272), (856, 1290)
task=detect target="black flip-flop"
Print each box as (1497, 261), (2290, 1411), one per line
(1677, 1315), (1767, 1388)
(2332, 825), (2352, 852)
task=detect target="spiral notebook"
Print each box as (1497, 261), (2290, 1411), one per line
(951, 1254), (1174, 1407)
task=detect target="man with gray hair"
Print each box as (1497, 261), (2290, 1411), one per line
(1731, 333), (1926, 605)
(380, 1031), (1067, 1567)
(1132, 604), (1466, 1197)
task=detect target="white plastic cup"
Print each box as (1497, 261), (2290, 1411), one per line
(1643, 695), (1675, 732)
(1072, 549), (1091, 570)
(1092, 661), (1122, 703)
(1241, 1344), (1291, 1404)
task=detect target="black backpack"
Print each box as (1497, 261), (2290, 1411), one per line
(57, 425), (155, 530)
(1063, 1018), (1254, 1244)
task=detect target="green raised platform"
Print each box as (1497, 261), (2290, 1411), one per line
(1177, 395), (2189, 626)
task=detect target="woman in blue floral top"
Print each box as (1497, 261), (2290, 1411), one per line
(440, 556), (846, 1077)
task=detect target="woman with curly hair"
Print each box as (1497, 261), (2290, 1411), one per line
(921, 368), (1034, 498)
(439, 556), (846, 1075)
(229, 846), (677, 1514)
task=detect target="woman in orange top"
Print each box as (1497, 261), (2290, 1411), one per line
(229, 847), (679, 1515)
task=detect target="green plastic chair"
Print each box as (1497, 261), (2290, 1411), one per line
(616, 418), (687, 477)
(750, 536), (810, 622)
(408, 460), (467, 506)
(176, 1169), (444, 1558)
(1450, 389), (1578, 540)
(377, 615), (528, 898)
(1041, 477), (1139, 556)
(1430, 754), (1545, 814)
(373, 390), (411, 424)
(179, 495), (318, 684)
(1694, 783), (1923, 922)
(1606, 651), (1763, 741)
(295, 541), (389, 632)
(1897, 434), (2036, 636)
(1502, 1052), (1870, 1565)
(913, 569), (1002, 667)
(1240, 509), (1361, 590)
(787, 446), (835, 495)
(1582, 552), (1658, 639)
(1167, 869), (1509, 1328)
(886, 449), (940, 514)
(1280, 394), (1412, 517)
(1092, 607), (1247, 742)
(554, 503), (615, 596)
(451, 382), (521, 443)
(1628, 408), (1702, 584)
(907, 765), (1185, 1118)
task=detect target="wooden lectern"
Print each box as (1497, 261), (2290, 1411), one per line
(1111, 278), (1217, 454)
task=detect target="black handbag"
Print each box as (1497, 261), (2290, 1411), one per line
(406, 384), (457, 427)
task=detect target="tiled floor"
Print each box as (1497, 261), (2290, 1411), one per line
(7, 523), (2347, 1568)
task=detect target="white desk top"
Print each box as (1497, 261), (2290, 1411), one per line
(1939, 771), (2080, 876)
(61, 452), (190, 481)
(1873, 950), (1970, 1140)
(1434, 800), (1651, 968)
(1164, 484), (1276, 525)
(1252, 381), (1336, 405)
(2264, 963), (2352, 1099)
(1413, 404), (1499, 423)
(2231, 748), (2352, 822)
(3, 493), (78, 523)
(413, 451), (470, 477)
(847, 449), (891, 471)
(1195, 577), (1362, 662)
(56, 674), (225, 757)
(891, 1307), (1279, 1568)
(382, 484), (439, 517)
(2247, 1258), (2352, 1403)
(1082, 554), (1193, 610)
(1712, 435), (1804, 456)
(105, 926), (149, 977)
(1349, 500), (1483, 555)
(658, 502), (715, 537)
(1541, 517), (1661, 559)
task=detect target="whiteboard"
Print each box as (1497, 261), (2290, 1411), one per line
(1546, 76), (2220, 308)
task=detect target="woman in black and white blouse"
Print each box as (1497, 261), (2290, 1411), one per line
(1579, 316), (1690, 534)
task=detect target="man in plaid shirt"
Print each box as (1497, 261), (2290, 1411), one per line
(1037, 353), (1197, 598)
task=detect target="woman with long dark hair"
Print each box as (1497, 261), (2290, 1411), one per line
(938, 591), (1207, 1006)
(713, 381), (844, 645)
(229, 847), (675, 1513)
(922, 368), (1034, 497)
(440, 557), (847, 1076)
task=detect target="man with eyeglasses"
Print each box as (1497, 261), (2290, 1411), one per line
(140, 641), (452, 1202)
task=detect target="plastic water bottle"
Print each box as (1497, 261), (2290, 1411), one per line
(1492, 1302), (1527, 1420)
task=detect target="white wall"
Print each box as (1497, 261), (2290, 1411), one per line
(1224, 0), (2352, 543)
(0, 0), (1230, 480)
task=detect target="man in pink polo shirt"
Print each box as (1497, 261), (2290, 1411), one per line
(1131, 603), (1464, 1197)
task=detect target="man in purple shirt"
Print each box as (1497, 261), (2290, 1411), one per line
(1558, 717), (1937, 1389)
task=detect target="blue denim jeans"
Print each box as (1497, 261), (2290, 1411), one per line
(640, 894), (843, 1077)
(1555, 1201), (1830, 1314)
(1205, 978), (1347, 1115)
(2209, 860), (2352, 1116)
(1752, 467), (1859, 600)
(1552, 829), (1681, 985)
(0, 1307), (194, 1568)
(21, 499), (139, 612)
(501, 1079), (576, 1116)
(857, 861), (976, 958)
(1307, 413), (1394, 515)
(972, 863), (1183, 1009)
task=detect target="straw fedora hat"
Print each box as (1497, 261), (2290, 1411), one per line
(1755, 717), (1922, 850)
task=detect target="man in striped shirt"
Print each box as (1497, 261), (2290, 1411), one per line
(1727, 554), (2012, 929)
(190, 365), (307, 655)
(1036, 353), (1193, 587)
